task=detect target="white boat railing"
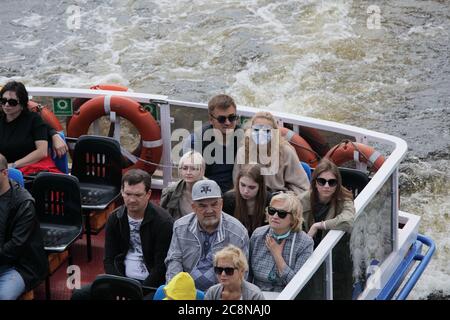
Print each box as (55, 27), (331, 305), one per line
(27, 87), (410, 300)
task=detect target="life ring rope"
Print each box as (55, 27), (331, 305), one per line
(284, 133), (321, 159)
(281, 127), (321, 167)
(327, 139), (384, 172)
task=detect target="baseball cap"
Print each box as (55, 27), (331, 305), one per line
(192, 180), (222, 201)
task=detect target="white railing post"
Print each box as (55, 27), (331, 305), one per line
(325, 253), (333, 300)
(392, 168), (399, 251)
(157, 101), (173, 188)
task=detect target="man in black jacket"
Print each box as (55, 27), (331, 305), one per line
(0, 153), (48, 300)
(72, 169), (173, 299)
(183, 94), (243, 193)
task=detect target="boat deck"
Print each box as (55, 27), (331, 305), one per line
(31, 193), (162, 300)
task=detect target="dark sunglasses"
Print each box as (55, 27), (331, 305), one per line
(267, 206), (292, 219)
(214, 267), (236, 276)
(0, 98), (19, 107)
(316, 177), (338, 187)
(210, 113), (238, 124)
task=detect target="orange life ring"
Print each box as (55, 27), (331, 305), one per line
(298, 126), (330, 157)
(28, 101), (63, 132)
(89, 84), (129, 91)
(325, 140), (385, 172)
(280, 127), (320, 168)
(69, 84), (130, 126)
(67, 84), (141, 163)
(66, 95), (162, 174)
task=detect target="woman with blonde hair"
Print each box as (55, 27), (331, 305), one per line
(205, 245), (264, 300)
(233, 111), (309, 198)
(161, 151), (206, 219)
(301, 158), (355, 247)
(249, 192), (313, 292)
(223, 164), (271, 235)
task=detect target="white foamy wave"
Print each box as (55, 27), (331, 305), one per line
(400, 158), (450, 299)
(10, 39), (41, 49)
(399, 23), (448, 41)
(11, 13), (47, 28)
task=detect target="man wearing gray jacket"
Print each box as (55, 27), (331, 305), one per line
(165, 180), (249, 292)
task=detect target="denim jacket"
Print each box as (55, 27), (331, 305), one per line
(165, 211), (249, 282)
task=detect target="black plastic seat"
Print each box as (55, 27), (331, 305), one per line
(71, 135), (122, 208)
(71, 135), (123, 261)
(32, 172), (83, 299)
(91, 274), (143, 300)
(338, 167), (370, 199)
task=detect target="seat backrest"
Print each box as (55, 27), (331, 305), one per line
(300, 161), (312, 181)
(50, 131), (69, 174)
(8, 168), (24, 187)
(338, 167), (370, 199)
(153, 284), (204, 300)
(91, 274), (143, 300)
(31, 172), (82, 227)
(71, 135), (122, 187)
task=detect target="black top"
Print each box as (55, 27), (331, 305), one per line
(222, 190), (272, 236)
(104, 203), (174, 288)
(0, 180), (49, 290)
(188, 124), (242, 193)
(0, 111), (48, 163)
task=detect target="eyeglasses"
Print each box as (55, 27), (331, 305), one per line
(210, 113), (239, 124)
(214, 267), (236, 276)
(316, 178), (338, 187)
(267, 206), (292, 219)
(0, 98), (19, 107)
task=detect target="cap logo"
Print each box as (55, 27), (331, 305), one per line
(200, 185), (212, 194)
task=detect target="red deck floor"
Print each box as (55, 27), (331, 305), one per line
(33, 192), (161, 300)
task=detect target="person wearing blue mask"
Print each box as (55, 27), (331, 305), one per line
(249, 192), (313, 292)
(233, 111), (309, 198)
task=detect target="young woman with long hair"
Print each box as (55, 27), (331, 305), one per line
(223, 164), (270, 235)
(301, 158), (355, 246)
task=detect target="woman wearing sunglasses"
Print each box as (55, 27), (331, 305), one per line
(222, 164), (271, 236)
(205, 245), (264, 300)
(301, 158), (355, 247)
(0, 81), (61, 175)
(249, 192), (313, 292)
(233, 111), (309, 198)
(161, 151), (206, 220)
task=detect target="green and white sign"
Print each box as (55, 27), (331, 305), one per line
(142, 103), (160, 121)
(53, 98), (73, 116)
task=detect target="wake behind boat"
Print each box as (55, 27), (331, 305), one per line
(15, 86), (435, 300)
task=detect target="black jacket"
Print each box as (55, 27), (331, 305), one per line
(103, 202), (174, 287)
(189, 124), (242, 193)
(0, 180), (49, 290)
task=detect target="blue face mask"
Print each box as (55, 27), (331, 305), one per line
(251, 124), (272, 145)
(272, 229), (291, 241)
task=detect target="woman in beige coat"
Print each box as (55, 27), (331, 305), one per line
(233, 111), (309, 198)
(301, 158), (355, 247)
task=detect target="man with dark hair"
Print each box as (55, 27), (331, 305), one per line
(183, 94), (243, 193)
(0, 153), (48, 299)
(72, 169), (173, 299)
